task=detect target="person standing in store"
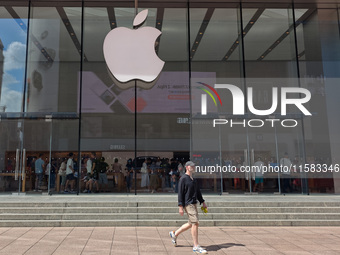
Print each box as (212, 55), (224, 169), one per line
(149, 160), (158, 193)
(64, 152), (75, 193)
(253, 157), (264, 192)
(112, 158), (123, 189)
(169, 158), (179, 193)
(140, 158), (150, 190)
(59, 158), (67, 192)
(280, 152), (292, 193)
(169, 161), (208, 254)
(46, 159), (57, 190)
(125, 158), (133, 193)
(30, 156), (37, 191)
(83, 156), (92, 193)
(98, 157), (109, 192)
(34, 154), (45, 192)
(162, 158), (171, 188)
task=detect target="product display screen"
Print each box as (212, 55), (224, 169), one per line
(80, 71), (216, 114)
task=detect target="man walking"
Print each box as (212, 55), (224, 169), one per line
(169, 161), (208, 254)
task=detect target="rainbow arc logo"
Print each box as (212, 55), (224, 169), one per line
(197, 82), (222, 115)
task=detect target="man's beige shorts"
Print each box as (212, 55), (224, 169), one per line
(184, 204), (199, 224)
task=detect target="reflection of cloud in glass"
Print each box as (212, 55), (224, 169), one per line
(4, 41), (26, 71)
(2, 72), (19, 86)
(0, 73), (22, 112)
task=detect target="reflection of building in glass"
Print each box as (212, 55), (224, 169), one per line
(0, 38), (3, 107)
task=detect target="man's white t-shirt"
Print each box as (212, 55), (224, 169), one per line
(87, 159), (92, 173)
(66, 158), (73, 175)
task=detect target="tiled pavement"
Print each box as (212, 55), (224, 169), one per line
(0, 227), (340, 255)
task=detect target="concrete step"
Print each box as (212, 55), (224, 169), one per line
(1, 207), (340, 214)
(137, 202), (340, 207)
(2, 213), (340, 221)
(1, 200), (340, 227)
(1, 219), (340, 227)
(0, 202), (138, 208)
(1, 201), (340, 208)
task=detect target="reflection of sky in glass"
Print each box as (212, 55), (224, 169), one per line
(0, 18), (27, 111)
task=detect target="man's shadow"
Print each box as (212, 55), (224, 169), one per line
(204, 243), (245, 251)
(177, 243), (245, 251)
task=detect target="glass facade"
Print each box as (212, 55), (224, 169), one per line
(0, 1), (339, 195)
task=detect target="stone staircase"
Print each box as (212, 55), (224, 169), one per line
(1, 200), (340, 227)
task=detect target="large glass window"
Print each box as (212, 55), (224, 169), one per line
(295, 5), (340, 193)
(1, 1), (339, 195)
(136, 4), (190, 193)
(190, 4), (245, 194)
(81, 3), (136, 193)
(26, 2), (82, 113)
(190, 3), (309, 194)
(0, 4), (28, 112)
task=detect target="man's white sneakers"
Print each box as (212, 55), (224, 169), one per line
(169, 231), (177, 246)
(193, 245), (208, 254)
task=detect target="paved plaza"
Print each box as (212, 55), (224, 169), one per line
(0, 226), (340, 255)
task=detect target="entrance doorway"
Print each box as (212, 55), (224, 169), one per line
(0, 114), (79, 195)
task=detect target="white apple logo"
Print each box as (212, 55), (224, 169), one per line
(103, 9), (165, 83)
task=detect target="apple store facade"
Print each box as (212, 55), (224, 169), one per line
(0, 0), (340, 195)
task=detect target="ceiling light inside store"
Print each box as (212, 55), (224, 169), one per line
(56, 6), (88, 62)
(190, 7), (215, 59)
